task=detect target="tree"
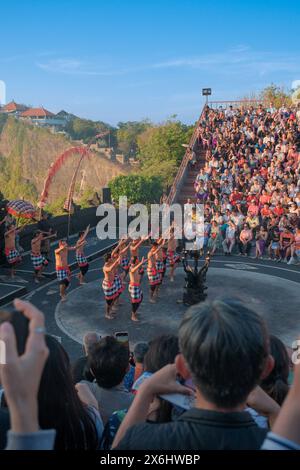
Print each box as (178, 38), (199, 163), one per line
(65, 117), (116, 146)
(260, 84), (292, 108)
(116, 120), (152, 156)
(109, 174), (163, 206)
(137, 120), (194, 187)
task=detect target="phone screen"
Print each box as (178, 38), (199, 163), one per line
(115, 332), (129, 350)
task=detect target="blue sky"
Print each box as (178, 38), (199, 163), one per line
(0, 0), (299, 125)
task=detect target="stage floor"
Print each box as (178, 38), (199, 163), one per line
(1, 248), (299, 359)
(55, 265), (300, 349)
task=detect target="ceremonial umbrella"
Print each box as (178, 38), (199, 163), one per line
(7, 199), (37, 219)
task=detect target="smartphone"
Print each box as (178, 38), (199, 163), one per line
(0, 308), (29, 356)
(115, 331), (129, 351)
(159, 378), (196, 411)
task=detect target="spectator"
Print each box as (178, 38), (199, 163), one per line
(113, 299), (274, 450)
(239, 223), (253, 256)
(260, 335), (290, 406)
(71, 332), (100, 383)
(133, 342), (149, 383)
(80, 336), (134, 424)
(37, 335), (102, 449)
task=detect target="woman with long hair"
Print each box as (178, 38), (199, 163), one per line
(38, 335), (102, 449)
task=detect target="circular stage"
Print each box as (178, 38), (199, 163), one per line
(55, 265), (300, 348)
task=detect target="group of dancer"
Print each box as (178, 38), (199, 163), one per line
(102, 226), (180, 322)
(4, 221), (181, 319)
(3, 221), (90, 303)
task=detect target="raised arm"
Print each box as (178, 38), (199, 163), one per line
(131, 257), (147, 273)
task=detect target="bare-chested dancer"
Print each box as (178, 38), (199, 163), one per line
(4, 225), (22, 278)
(119, 239), (130, 282)
(129, 256), (147, 322)
(167, 226), (180, 282)
(147, 241), (162, 303)
(155, 237), (166, 295)
(102, 253), (121, 319)
(31, 231), (56, 282)
(129, 235), (149, 277)
(76, 225), (90, 285)
(55, 240), (76, 302)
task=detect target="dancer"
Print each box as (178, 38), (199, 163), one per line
(129, 256), (147, 322)
(76, 225), (90, 285)
(155, 238), (166, 294)
(55, 239), (75, 302)
(147, 241), (162, 303)
(4, 225), (22, 278)
(102, 253), (121, 319)
(167, 226), (180, 282)
(111, 242), (127, 307)
(120, 239), (130, 282)
(31, 231), (56, 282)
(130, 235), (149, 276)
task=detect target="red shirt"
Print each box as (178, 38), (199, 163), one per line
(248, 204), (259, 216)
(259, 194), (271, 205)
(273, 206), (284, 217)
(230, 192), (243, 204)
(261, 207), (272, 217)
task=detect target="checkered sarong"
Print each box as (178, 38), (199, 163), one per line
(56, 267), (71, 282)
(114, 273), (125, 295)
(147, 267), (161, 286)
(5, 248), (21, 265)
(156, 260), (164, 273)
(121, 257), (130, 271)
(167, 250), (180, 266)
(129, 283), (143, 303)
(102, 279), (118, 300)
(76, 252), (88, 267)
(31, 253), (48, 271)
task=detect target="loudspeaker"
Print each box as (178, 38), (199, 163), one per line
(102, 187), (111, 204)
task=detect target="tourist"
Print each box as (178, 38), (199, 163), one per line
(239, 223), (253, 256)
(255, 226), (268, 259)
(79, 336), (134, 424)
(260, 335), (290, 406)
(113, 300), (274, 450)
(71, 332), (101, 384)
(133, 342), (149, 383)
(222, 220), (236, 255)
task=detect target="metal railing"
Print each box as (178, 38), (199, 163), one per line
(208, 99), (266, 109)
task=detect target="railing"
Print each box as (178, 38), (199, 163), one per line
(208, 99), (266, 109)
(166, 104), (206, 205)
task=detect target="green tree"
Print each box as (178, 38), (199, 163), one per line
(109, 174), (163, 206)
(116, 120), (152, 156)
(137, 120), (194, 187)
(65, 117), (116, 146)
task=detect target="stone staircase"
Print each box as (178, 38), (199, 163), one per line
(177, 150), (206, 205)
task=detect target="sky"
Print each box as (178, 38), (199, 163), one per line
(0, 0), (300, 125)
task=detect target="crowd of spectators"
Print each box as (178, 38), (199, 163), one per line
(192, 103), (300, 262)
(0, 298), (299, 451)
